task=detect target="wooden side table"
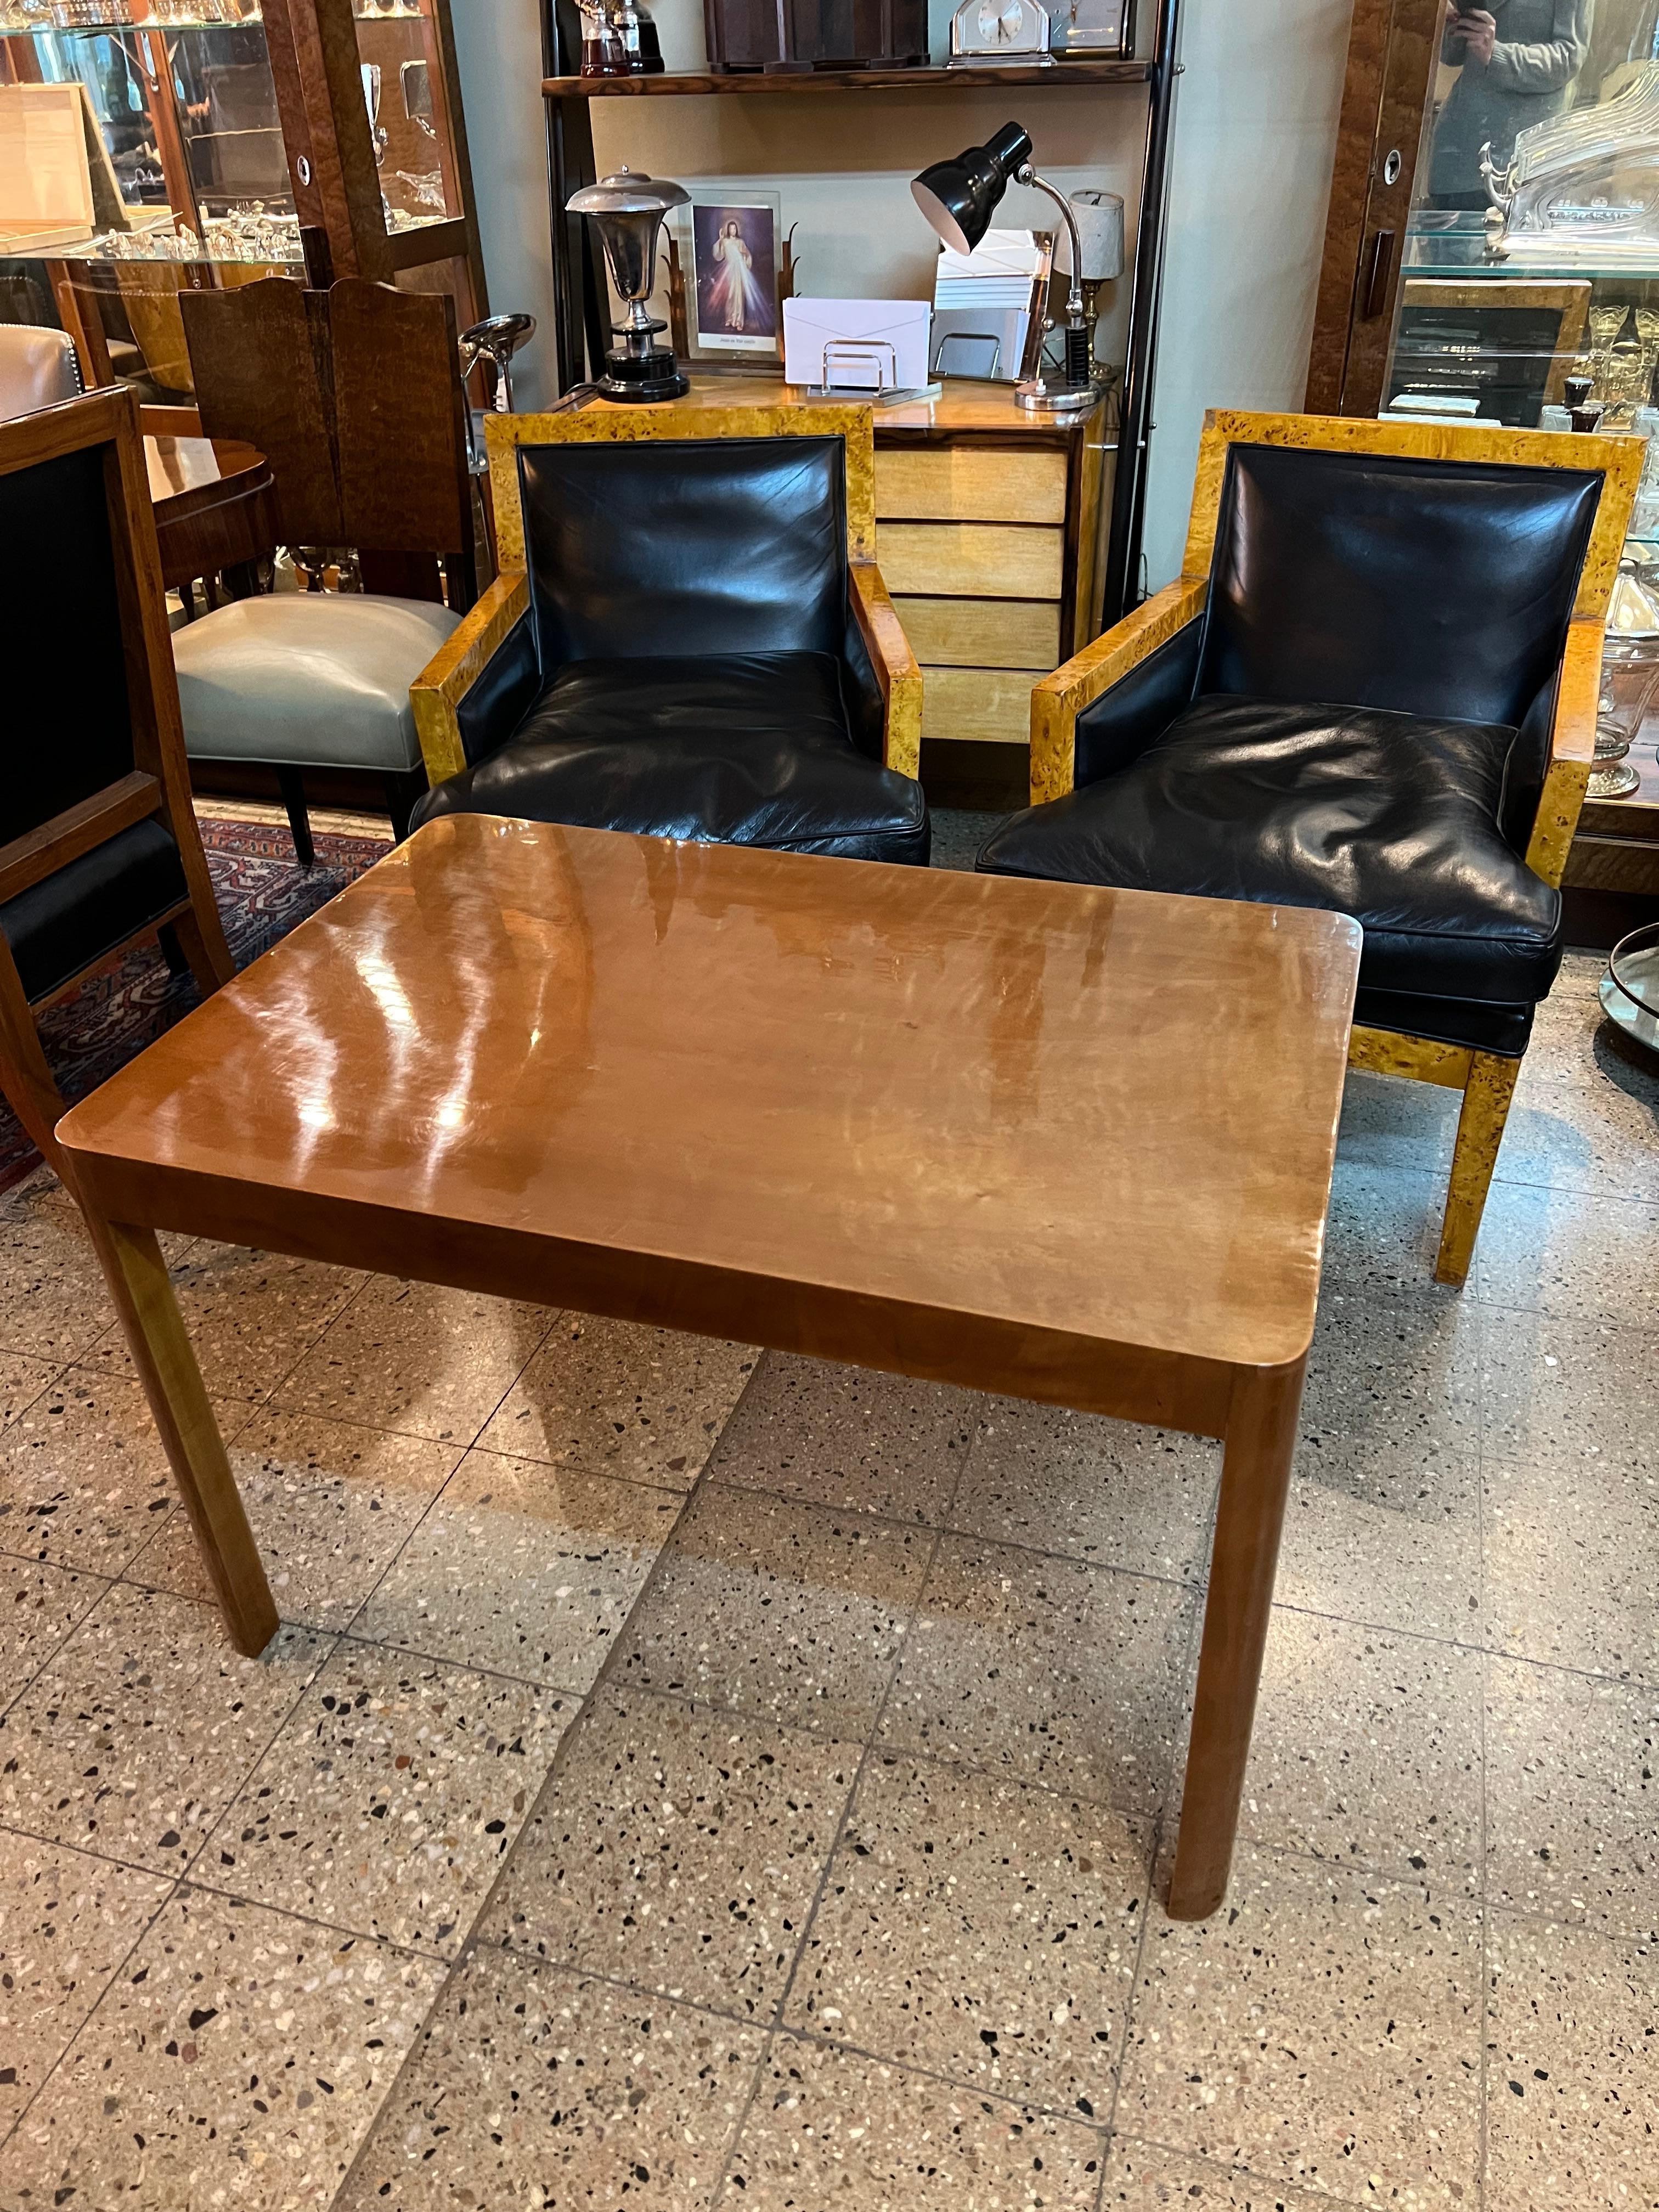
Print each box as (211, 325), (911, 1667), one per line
(145, 434), (277, 601)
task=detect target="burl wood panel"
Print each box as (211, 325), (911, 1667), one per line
(874, 445), (1069, 526)
(330, 276), (471, 562)
(1183, 411), (1641, 623)
(895, 595), (1060, 669)
(877, 521), (1064, 601)
(180, 278), (344, 546)
(410, 569), (531, 784)
(921, 664), (1034, 745)
(59, 817), (1361, 1389)
(489, 404), (878, 568)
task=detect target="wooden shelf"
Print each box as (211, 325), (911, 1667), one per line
(542, 61), (1152, 97)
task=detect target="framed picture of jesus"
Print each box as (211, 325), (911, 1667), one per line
(685, 190), (781, 358)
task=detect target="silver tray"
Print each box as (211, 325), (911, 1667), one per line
(1599, 923), (1659, 1058)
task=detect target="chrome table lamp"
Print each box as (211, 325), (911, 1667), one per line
(912, 121), (1103, 415)
(567, 168), (690, 403)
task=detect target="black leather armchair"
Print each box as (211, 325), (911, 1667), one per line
(979, 410), (1640, 1286)
(410, 403), (927, 865)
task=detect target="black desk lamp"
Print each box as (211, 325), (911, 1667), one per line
(911, 121), (1102, 416)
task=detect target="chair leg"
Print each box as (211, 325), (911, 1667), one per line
(383, 768), (426, 845)
(170, 908), (235, 996)
(1435, 1050), (1522, 1288)
(274, 765), (315, 870)
(157, 921), (190, 978)
(0, 945), (69, 1179)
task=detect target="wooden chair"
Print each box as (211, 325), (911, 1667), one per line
(0, 387), (234, 1180)
(409, 403), (926, 862)
(980, 410), (1640, 1286)
(171, 277), (479, 861)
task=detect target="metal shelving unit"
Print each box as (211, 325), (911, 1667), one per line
(537, 0), (1180, 626)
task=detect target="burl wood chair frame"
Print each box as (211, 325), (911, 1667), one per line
(1030, 409), (1641, 1288)
(411, 403), (922, 787)
(0, 388), (234, 1179)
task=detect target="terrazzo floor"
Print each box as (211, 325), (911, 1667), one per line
(0, 811), (1656, 2210)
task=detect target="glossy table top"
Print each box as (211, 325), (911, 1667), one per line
(59, 819), (1361, 1374)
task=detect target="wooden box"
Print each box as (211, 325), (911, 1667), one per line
(704, 0), (928, 72)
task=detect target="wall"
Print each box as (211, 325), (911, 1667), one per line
(449, 0), (1354, 578)
(1139, 0), (1352, 589)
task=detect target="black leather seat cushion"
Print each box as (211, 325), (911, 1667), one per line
(0, 817), (188, 1003)
(414, 651), (929, 864)
(980, 694), (1562, 1006)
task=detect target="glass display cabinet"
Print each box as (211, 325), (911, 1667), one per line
(0, 0), (483, 400)
(1380, 46), (1659, 436)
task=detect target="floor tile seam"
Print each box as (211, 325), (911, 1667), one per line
(0, 1866), (179, 2158)
(1159, 1825), (1485, 1912)
(1104, 2129), (1379, 2212)
(763, 2013), (1124, 2139)
(1475, 1391), (1491, 2212)
(0, 1578), (339, 1847)
(316, 1310), (591, 1649)
(1101, 1804), (1167, 2155)
(348, 1471), (747, 2155)
(145, 1619), (347, 1889)
(1472, 1294), (1659, 1338)
(1480, 1893), (1659, 1948)
(451, 1434), (703, 1500)
(0, 1357), (71, 1434)
(754, 1522), (948, 2093)
(704, 1466), (1210, 1594)
(566, 1667), (1180, 1826)
(166, 1618), (580, 1904)
(0, 1564), (115, 1723)
(313, 1620), (602, 1704)
(172, 1869), (457, 1963)
(1268, 1597), (1659, 1692)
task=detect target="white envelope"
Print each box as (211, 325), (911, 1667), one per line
(783, 297), (931, 393)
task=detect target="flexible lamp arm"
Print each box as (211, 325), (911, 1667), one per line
(1017, 163), (1086, 323)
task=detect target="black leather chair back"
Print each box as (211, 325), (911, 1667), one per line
(5, 443), (135, 838)
(1199, 443), (1601, 730)
(517, 435), (849, 664)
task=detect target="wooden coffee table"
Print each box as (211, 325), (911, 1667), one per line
(57, 817), (1360, 1918)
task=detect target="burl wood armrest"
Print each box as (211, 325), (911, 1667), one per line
(850, 560), (922, 781)
(1030, 577), (1209, 803)
(1525, 616), (1604, 890)
(410, 570), (532, 786)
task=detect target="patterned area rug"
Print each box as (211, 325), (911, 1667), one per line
(1, 815), (392, 1197)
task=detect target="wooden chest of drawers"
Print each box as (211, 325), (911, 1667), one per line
(872, 386), (1108, 751)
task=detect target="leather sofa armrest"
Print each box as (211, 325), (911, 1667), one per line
(410, 570), (534, 785)
(1524, 616), (1601, 889)
(1030, 577), (1209, 803)
(850, 560), (922, 781)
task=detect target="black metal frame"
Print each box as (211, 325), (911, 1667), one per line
(537, 0), (1182, 628)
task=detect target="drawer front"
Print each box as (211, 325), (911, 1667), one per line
(920, 664), (1036, 746)
(875, 445), (1070, 526)
(879, 521), (1064, 600)
(895, 594), (1060, 669)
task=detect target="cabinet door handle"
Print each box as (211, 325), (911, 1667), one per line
(1362, 228), (1397, 320)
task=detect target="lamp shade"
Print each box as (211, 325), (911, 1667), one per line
(910, 121), (1032, 255)
(1054, 189), (1125, 281)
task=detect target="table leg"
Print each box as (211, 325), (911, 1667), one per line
(1167, 1356), (1306, 1920)
(83, 1215), (278, 1658)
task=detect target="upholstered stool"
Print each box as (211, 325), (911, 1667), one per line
(173, 591), (460, 861)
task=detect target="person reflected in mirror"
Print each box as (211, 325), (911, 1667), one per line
(1427, 0), (1593, 211)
